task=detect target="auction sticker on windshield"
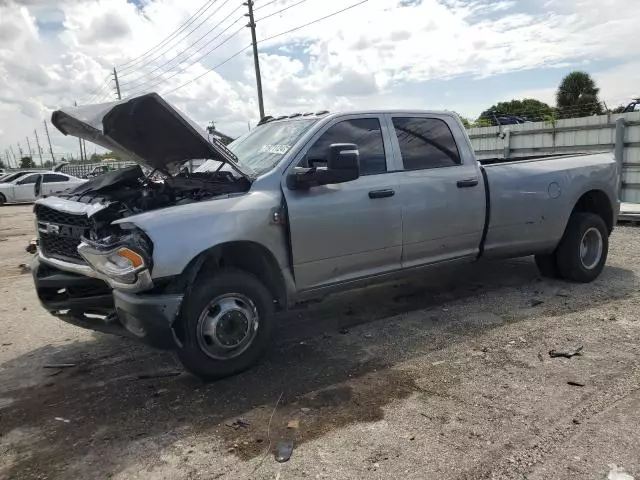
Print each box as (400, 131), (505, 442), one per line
(259, 144), (291, 154)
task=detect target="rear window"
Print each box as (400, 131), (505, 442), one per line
(392, 117), (461, 170)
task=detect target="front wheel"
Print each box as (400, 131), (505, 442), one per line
(556, 213), (609, 283)
(176, 269), (275, 380)
(0, 193), (6, 206)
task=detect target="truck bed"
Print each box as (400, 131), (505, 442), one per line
(480, 152), (618, 258)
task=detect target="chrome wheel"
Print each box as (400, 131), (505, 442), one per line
(196, 293), (259, 360)
(579, 227), (603, 270)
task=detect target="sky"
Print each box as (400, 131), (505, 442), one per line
(0, 0), (639, 164)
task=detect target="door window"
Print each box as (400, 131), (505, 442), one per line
(304, 118), (387, 175)
(392, 117), (461, 170)
(43, 174), (68, 183)
(16, 174), (39, 185)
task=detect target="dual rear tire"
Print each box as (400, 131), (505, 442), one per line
(535, 213), (609, 283)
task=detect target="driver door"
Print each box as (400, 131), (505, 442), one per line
(13, 174), (41, 202)
(283, 115), (403, 291)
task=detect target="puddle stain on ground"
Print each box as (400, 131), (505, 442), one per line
(219, 369), (419, 461)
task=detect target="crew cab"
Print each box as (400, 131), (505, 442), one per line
(0, 171), (85, 205)
(32, 93), (619, 379)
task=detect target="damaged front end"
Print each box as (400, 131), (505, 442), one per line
(37, 93), (253, 289)
(33, 93), (254, 346)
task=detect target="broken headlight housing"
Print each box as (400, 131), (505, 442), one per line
(78, 224), (153, 289)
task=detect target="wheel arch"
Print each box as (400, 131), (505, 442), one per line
(570, 189), (614, 234)
(174, 240), (288, 311)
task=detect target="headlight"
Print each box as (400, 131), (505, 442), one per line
(78, 244), (147, 284)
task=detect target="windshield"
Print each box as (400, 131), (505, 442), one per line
(196, 118), (318, 176)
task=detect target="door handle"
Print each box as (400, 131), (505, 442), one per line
(457, 179), (479, 188)
(368, 189), (395, 199)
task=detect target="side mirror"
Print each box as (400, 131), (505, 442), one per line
(287, 143), (360, 190)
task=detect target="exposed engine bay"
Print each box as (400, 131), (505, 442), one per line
(35, 165), (251, 261)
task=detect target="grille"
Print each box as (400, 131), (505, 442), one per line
(35, 205), (90, 263)
(35, 205), (90, 227)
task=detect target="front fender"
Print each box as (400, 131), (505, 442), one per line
(115, 190), (288, 279)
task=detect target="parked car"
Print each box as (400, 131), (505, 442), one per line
(0, 171), (85, 205)
(0, 169), (46, 184)
(32, 93), (619, 379)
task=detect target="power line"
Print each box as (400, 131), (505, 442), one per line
(127, 24), (247, 96)
(254, 0), (279, 11)
(121, 2), (242, 90)
(163, 45), (251, 95)
(163, 0), (371, 96)
(255, 0), (310, 22)
(259, 0), (369, 44)
(119, 0), (237, 80)
(117, 0), (219, 71)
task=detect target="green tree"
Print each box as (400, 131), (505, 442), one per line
(43, 160), (53, 168)
(479, 98), (554, 122)
(450, 112), (471, 128)
(0, 159), (5, 169)
(20, 156), (36, 168)
(556, 71), (603, 117)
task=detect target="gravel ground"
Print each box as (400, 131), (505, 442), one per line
(0, 204), (639, 480)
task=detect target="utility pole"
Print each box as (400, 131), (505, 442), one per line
(43, 120), (56, 166)
(26, 136), (33, 160)
(245, 1), (265, 119)
(9, 146), (17, 167)
(34, 129), (44, 166)
(113, 67), (122, 100)
(74, 101), (85, 161)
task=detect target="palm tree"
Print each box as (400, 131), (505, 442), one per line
(556, 71), (603, 118)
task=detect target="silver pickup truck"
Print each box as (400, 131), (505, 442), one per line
(32, 93), (619, 379)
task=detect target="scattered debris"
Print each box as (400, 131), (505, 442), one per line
(549, 345), (583, 358)
(338, 327), (350, 335)
(1, 343), (12, 347)
(226, 418), (250, 430)
(567, 380), (585, 387)
(137, 371), (182, 380)
(18, 263), (31, 273)
(607, 465), (635, 480)
(518, 337), (527, 343)
(481, 346), (489, 353)
(363, 333), (373, 339)
(25, 239), (38, 254)
(609, 315), (617, 321)
(537, 352), (544, 362)
(54, 417), (70, 423)
(431, 360), (446, 366)
(43, 363), (76, 369)
(530, 298), (544, 307)
(556, 290), (570, 298)
(300, 408), (311, 413)
(286, 419), (299, 429)
(572, 418), (580, 425)
(274, 440), (294, 463)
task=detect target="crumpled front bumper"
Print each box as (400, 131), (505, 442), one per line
(33, 258), (182, 350)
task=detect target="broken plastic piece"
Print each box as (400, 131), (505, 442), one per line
(275, 440), (294, 463)
(549, 345), (583, 358)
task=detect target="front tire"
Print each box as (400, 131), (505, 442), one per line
(176, 269), (275, 380)
(556, 213), (608, 283)
(0, 193), (6, 206)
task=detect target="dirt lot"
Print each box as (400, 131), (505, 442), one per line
(0, 204), (639, 480)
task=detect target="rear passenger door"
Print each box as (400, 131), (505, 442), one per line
(387, 115), (485, 267)
(41, 173), (73, 196)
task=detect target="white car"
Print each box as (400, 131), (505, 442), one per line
(0, 171), (86, 205)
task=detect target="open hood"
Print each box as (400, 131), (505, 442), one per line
(51, 92), (248, 178)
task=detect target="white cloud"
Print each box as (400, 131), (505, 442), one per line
(0, 0), (639, 164)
